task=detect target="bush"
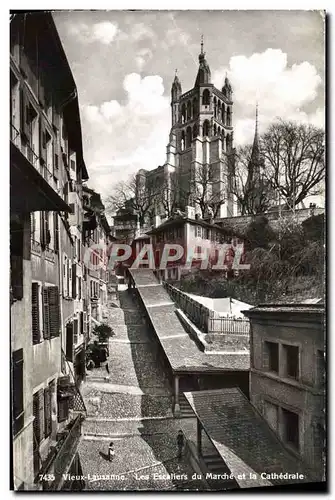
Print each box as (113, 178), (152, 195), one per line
(93, 323), (115, 343)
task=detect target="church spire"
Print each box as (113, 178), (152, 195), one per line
(171, 68), (182, 102)
(195, 35), (211, 86)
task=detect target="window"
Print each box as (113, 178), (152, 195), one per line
(283, 344), (299, 379)
(12, 349), (24, 436)
(10, 218), (24, 301)
(32, 282), (41, 344)
(202, 89), (210, 105)
(282, 408), (299, 450)
(44, 384), (52, 438)
(203, 120), (210, 137)
(263, 341), (279, 373)
(33, 389), (44, 474)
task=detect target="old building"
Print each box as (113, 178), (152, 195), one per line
(83, 186), (111, 327)
(10, 12), (87, 490)
(135, 40), (237, 221)
(244, 303), (325, 480)
(147, 210), (245, 281)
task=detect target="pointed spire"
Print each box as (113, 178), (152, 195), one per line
(255, 102), (259, 138)
(195, 35), (211, 85)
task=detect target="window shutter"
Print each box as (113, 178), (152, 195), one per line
(10, 220), (23, 301)
(19, 88), (28, 139)
(68, 259), (72, 298)
(48, 286), (60, 338)
(12, 349), (24, 436)
(33, 389), (44, 445)
(45, 212), (51, 247)
(39, 118), (47, 164)
(54, 213), (59, 253)
(40, 212), (46, 248)
(44, 386), (51, 438)
(66, 323), (73, 362)
(32, 282), (40, 344)
(42, 286), (50, 340)
(73, 319), (78, 345)
(72, 263), (77, 299)
(38, 71), (45, 108)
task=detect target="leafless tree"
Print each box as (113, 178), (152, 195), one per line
(230, 145), (274, 215)
(192, 164), (226, 218)
(261, 120), (325, 209)
(106, 173), (152, 226)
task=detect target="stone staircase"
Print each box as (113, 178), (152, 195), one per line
(202, 452), (237, 490)
(178, 395), (195, 418)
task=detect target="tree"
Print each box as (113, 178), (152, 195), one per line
(106, 173), (153, 226)
(192, 164), (226, 218)
(261, 120), (325, 209)
(230, 145), (274, 215)
(93, 323), (115, 343)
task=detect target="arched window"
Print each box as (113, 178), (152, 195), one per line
(181, 103), (186, 124)
(192, 97), (198, 118)
(213, 124), (217, 136)
(213, 97), (217, 118)
(186, 127), (192, 148)
(227, 107), (231, 126)
(203, 120), (210, 137)
(202, 89), (210, 106)
(193, 123), (198, 139)
(187, 101), (192, 121)
(181, 130), (185, 151)
(221, 103), (225, 124)
(226, 134), (230, 151)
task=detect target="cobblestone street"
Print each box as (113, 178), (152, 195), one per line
(79, 287), (207, 491)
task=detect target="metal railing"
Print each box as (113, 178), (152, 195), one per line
(208, 316), (250, 335)
(10, 123), (58, 192)
(42, 414), (84, 490)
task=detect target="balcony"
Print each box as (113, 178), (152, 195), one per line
(40, 414), (85, 490)
(10, 123), (71, 214)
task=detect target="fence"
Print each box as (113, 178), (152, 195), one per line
(208, 315), (249, 335)
(163, 281), (249, 335)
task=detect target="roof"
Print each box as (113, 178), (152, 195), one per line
(243, 303), (324, 316)
(148, 216), (236, 235)
(129, 269), (249, 373)
(185, 294), (252, 317)
(184, 388), (313, 488)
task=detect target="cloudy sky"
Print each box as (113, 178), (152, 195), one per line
(53, 10), (325, 201)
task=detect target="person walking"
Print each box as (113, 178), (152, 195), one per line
(108, 441), (115, 462)
(177, 430), (184, 461)
(105, 362), (110, 375)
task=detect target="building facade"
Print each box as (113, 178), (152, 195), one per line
(135, 42), (237, 221)
(244, 304), (325, 480)
(83, 186), (111, 327)
(10, 12), (87, 490)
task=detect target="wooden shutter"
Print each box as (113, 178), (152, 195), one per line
(44, 386), (51, 438)
(68, 259), (72, 298)
(73, 319), (78, 345)
(12, 349), (24, 436)
(54, 213), (59, 253)
(48, 286), (60, 338)
(42, 286), (50, 340)
(66, 323), (73, 362)
(72, 263), (77, 299)
(39, 118), (47, 164)
(262, 342), (270, 371)
(10, 220), (23, 301)
(80, 312), (84, 335)
(40, 212), (46, 248)
(33, 389), (44, 445)
(32, 282), (40, 344)
(19, 88), (29, 139)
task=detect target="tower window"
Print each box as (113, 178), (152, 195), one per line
(227, 107), (232, 126)
(213, 124), (217, 136)
(192, 124), (198, 139)
(181, 130), (185, 151)
(202, 89), (210, 106)
(181, 103), (186, 124)
(187, 101), (192, 121)
(203, 120), (210, 137)
(186, 127), (192, 148)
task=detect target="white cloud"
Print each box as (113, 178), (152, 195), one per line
(212, 48), (323, 145)
(135, 48), (153, 71)
(81, 73), (170, 197)
(67, 21), (118, 44)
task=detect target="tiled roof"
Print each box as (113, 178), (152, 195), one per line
(130, 269), (249, 373)
(184, 388), (314, 488)
(243, 303), (324, 316)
